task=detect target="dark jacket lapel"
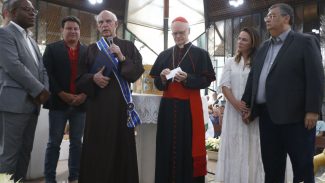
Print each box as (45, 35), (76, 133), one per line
(78, 44), (86, 65)
(248, 40), (271, 107)
(253, 41), (271, 85)
(57, 41), (71, 70)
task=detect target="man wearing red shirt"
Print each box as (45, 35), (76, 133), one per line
(43, 16), (87, 183)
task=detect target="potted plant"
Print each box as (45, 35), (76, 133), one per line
(205, 137), (220, 160)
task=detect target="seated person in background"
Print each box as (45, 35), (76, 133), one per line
(313, 120), (325, 174)
(315, 120), (325, 154)
(209, 104), (221, 138)
(316, 120), (325, 136)
(218, 103), (225, 126)
(208, 104), (213, 115)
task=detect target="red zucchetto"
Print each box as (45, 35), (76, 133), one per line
(172, 16), (188, 23)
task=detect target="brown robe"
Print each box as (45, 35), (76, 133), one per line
(76, 37), (144, 183)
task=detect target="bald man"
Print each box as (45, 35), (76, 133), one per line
(76, 10), (144, 183)
(150, 17), (216, 183)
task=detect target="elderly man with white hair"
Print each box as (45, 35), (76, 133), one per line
(150, 17), (216, 183)
(76, 10), (144, 183)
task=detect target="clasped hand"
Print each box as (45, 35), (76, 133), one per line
(236, 100), (251, 124)
(59, 92), (86, 106)
(34, 89), (50, 105)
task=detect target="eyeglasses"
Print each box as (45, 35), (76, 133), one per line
(264, 14), (277, 21)
(264, 14), (288, 21)
(172, 31), (186, 36)
(19, 6), (38, 15)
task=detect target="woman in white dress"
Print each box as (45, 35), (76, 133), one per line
(215, 27), (264, 183)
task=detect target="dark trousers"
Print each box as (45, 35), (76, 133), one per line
(258, 105), (315, 183)
(44, 107), (85, 183)
(192, 176), (205, 183)
(0, 111), (38, 182)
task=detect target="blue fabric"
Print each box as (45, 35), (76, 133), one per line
(209, 114), (221, 138)
(209, 114), (219, 125)
(96, 37), (141, 127)
(44, 107), (85, 182)
(89, 50), (113, 77)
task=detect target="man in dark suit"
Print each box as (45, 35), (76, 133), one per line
(43, 16), (87, 183)
(0, 0), (49, 181)
(242, 3), (324, 183)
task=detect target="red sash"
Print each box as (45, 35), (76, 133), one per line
(163, 82), (207, 177)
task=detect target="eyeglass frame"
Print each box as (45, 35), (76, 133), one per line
(263, 13), (288, 21)
(20, 6), (38, 14)
(11, 6), (38, 15)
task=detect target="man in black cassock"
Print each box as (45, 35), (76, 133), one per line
(150, 17), (216, 183)
(76, 10), (144, 183)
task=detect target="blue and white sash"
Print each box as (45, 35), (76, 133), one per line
(96, 37), (141, 127)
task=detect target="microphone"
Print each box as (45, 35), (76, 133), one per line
(106, 37), (118, 58)
(106, 37), (114, 47)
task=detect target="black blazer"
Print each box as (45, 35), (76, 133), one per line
(242, 31), (324, 124)
(43, 40), (87, 111)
